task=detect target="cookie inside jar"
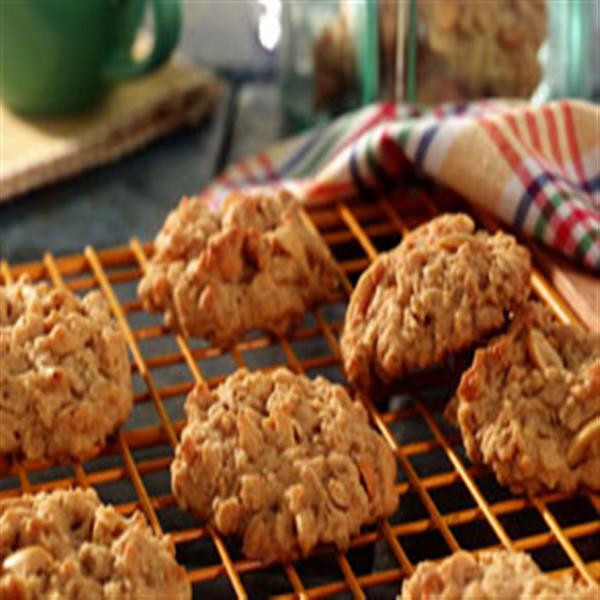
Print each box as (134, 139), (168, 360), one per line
(412, 0), (547, 102)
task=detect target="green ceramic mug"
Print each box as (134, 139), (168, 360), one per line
(0, 0), (181, 115)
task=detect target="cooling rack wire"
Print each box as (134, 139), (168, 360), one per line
(1, 188), (598, 599)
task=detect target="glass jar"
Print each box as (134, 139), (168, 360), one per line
(538, 0), (599, 101)
(278, 0), (378, 132)
(275, 0), (598, 131)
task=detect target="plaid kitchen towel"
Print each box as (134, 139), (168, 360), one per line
(201, 100), (599, 273)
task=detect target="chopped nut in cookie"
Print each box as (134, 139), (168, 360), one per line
(138, 189), (340, 347)
(0, 277), (133, 462)
(401, 549), (596, 599)
(455, 301), (600, 495)
(0, 488), (190, 599)
(171, 368), (398, 564)
(341, 213), (531, 390)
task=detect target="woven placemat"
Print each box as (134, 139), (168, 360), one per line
(0, 52), (220, 202)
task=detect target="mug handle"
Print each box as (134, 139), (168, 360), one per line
(103, 0), (181, 80)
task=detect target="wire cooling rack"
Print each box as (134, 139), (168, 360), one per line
(1, 187), (598, 599)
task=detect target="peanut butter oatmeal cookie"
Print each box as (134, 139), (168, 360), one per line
(171, 368), (398, 564)
(341, 213), (531, 390)
(0, 488), (190, 599)
(402, 550), (596, 599)
(138, 189), (339, 347)
(0, 279), (132, 461)
(417, 0), (547, 99)
(456, 302), (600, 495)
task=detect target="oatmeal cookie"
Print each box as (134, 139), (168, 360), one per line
(138, 189), (339, 347)
(0, 279), (133, 461)
(171, 368), (398, 564)
(456, 301), (600, 495)
(341, 213), (531, 389)
(402, 550), (596, 599)
(417, 0), (546, 99)
(0, 488), (190, 599)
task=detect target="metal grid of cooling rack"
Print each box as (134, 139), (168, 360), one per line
(1, 188), (598, 599)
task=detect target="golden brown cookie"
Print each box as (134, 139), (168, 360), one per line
(0, 278), (132, 461)
(171, 368), (398, 564)
(416, 0), (547, 99)
(341, 213), (531, 390)
(138, 189), (339, 347)
(456, 301), (600, 495)
(402, 550), (596, 599)
(0, 488), (190, 599)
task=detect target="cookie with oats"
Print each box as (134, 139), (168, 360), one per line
(402, 549), (596, 599)
(417, 0), (547, 99)
(171, 368), (398, 564)
(138, 189), (340, 347)
(456, 301), (600, 495)
(0, 488), (190, 599)
(341, 213), (531, 389)
(0, 278), (132, 461)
